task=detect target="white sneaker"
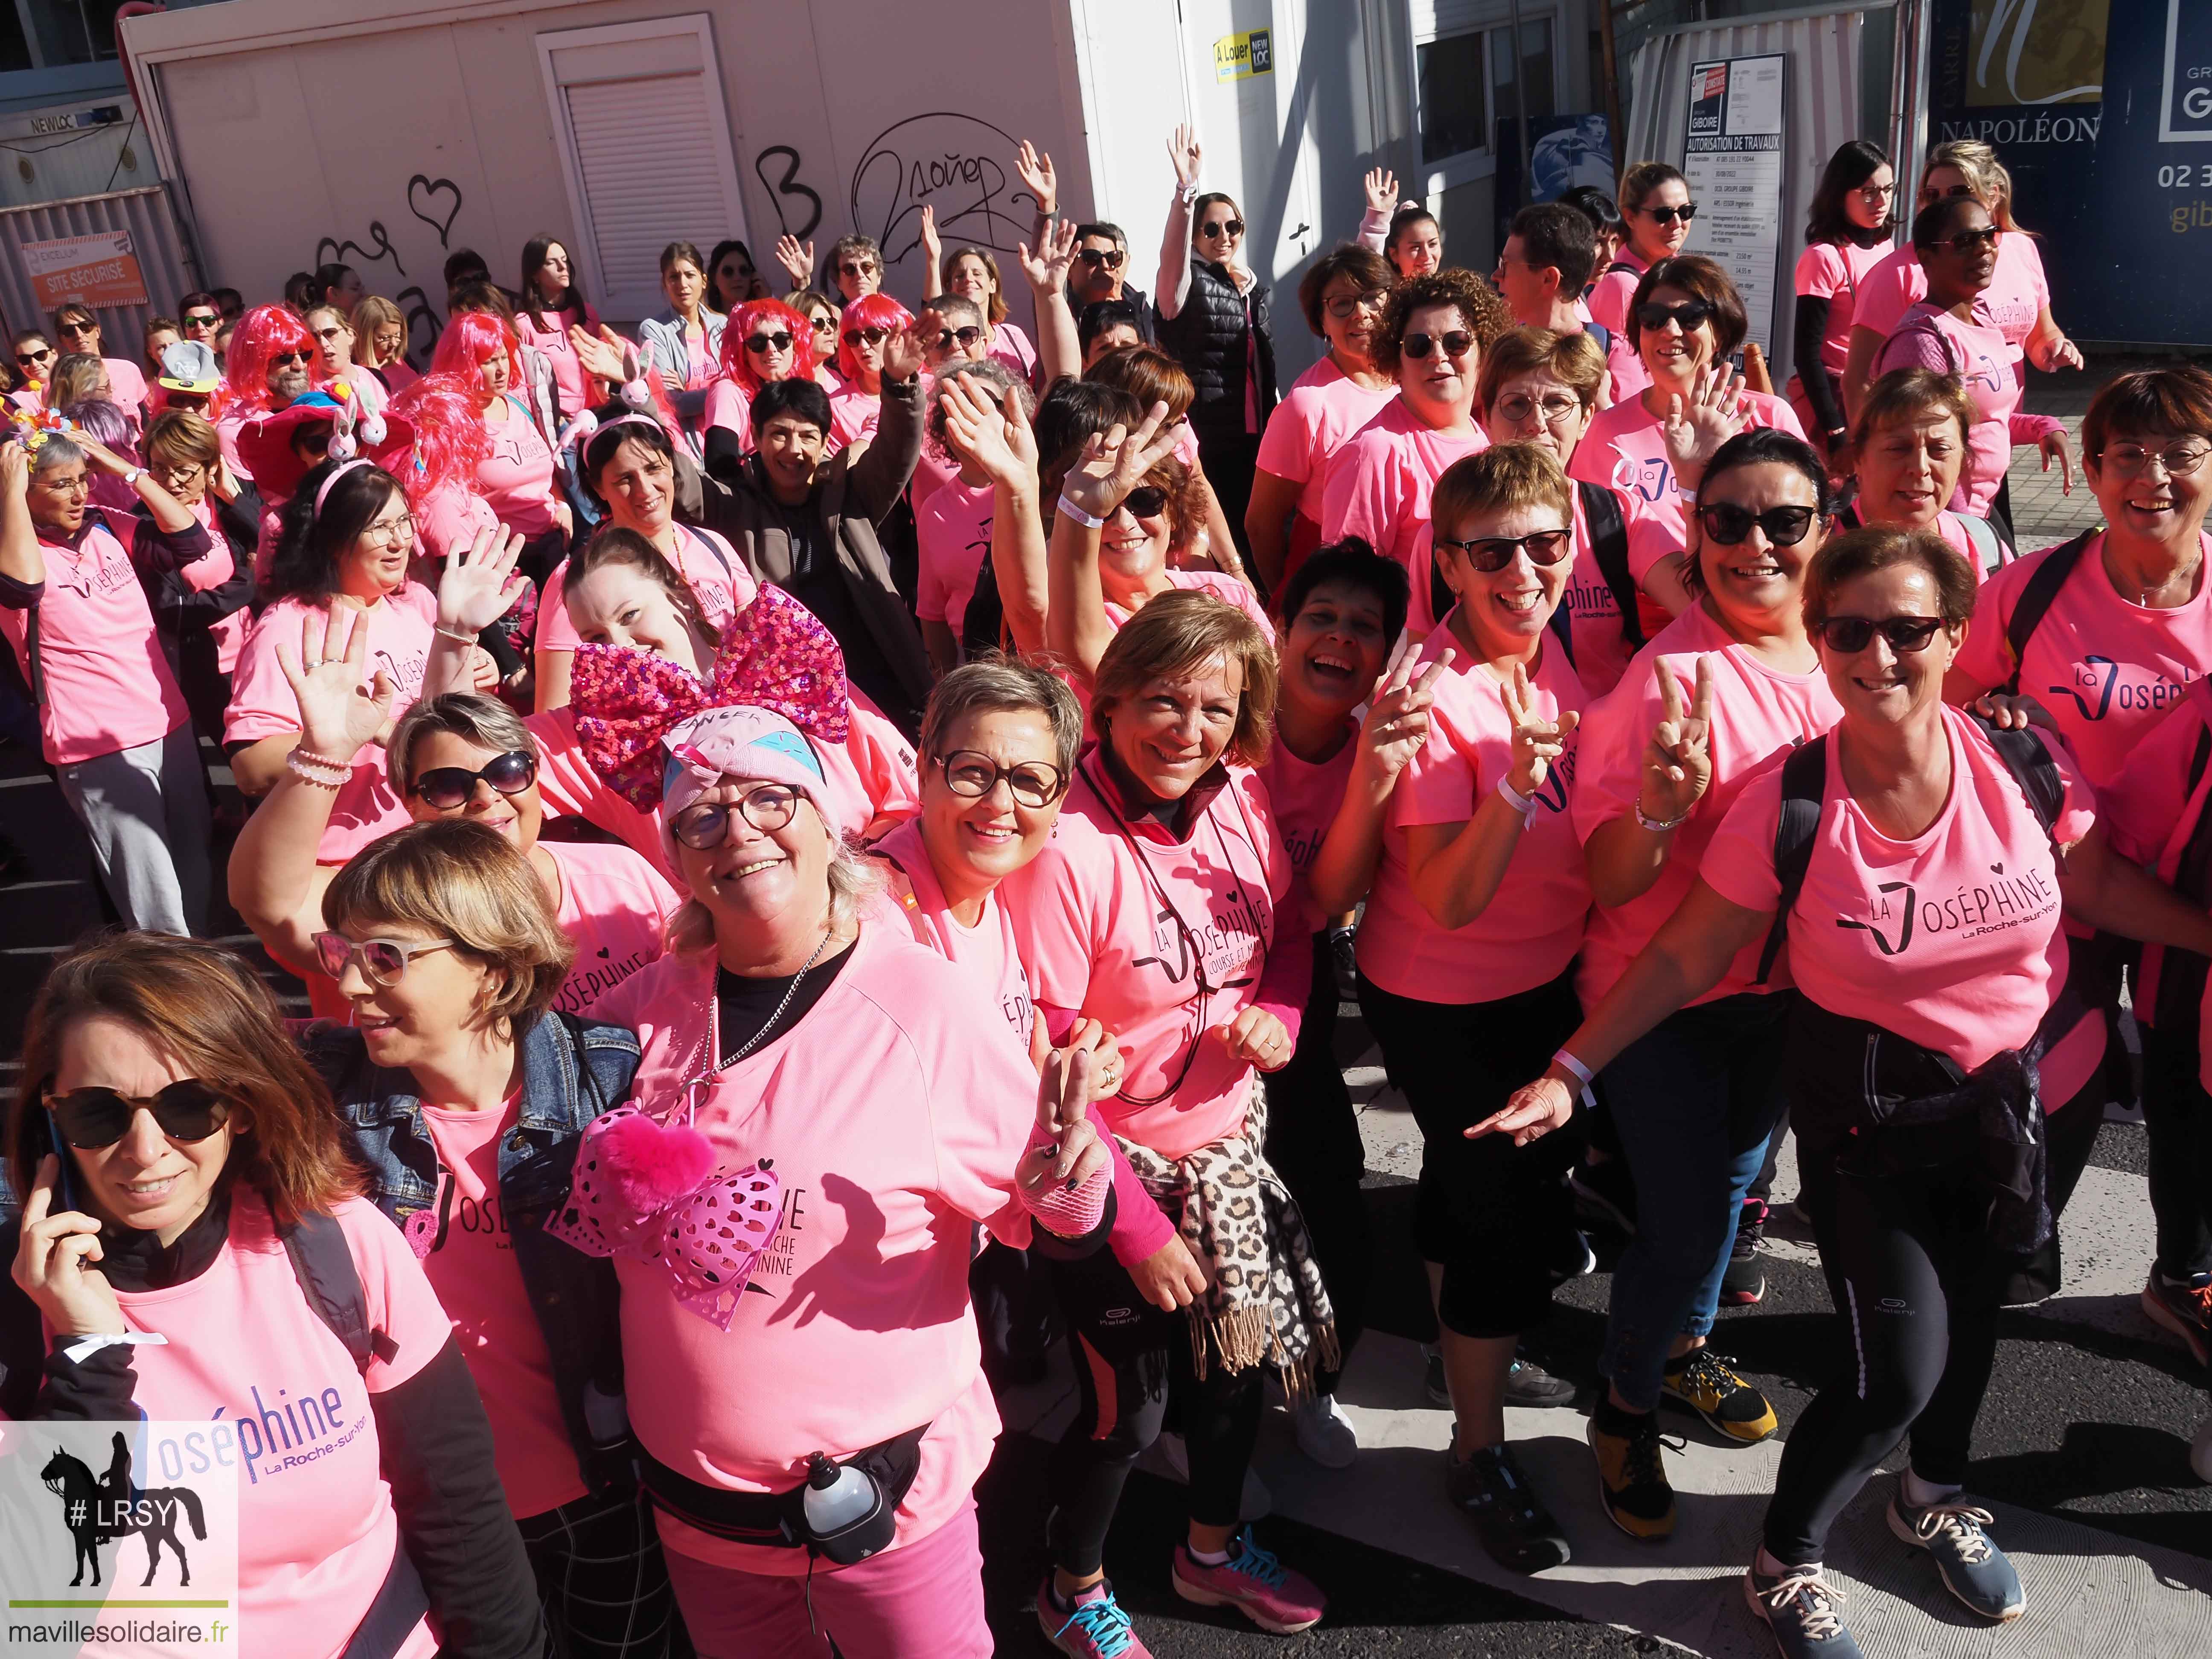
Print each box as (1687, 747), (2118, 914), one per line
(1139, 1431), (1274, 1518)
(2192, 1414), (2212, 1484)
(1294, 1394), (1358, 1469)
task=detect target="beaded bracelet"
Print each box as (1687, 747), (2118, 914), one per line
(286, 750), (349, 790)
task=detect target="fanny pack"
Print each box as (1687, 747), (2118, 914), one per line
(638, 1423), (928, 1565)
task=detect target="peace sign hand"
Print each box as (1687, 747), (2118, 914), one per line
(1639, 655), (1715, 825)
(274, 607), (395, 768)
(1360, 648), (1452, 780)
(1059, 400), (1181, 524)
(1499, 661), (1578, 797)
(1017, 1045), (1110, 1200)
(1662, 363), (1749, 492)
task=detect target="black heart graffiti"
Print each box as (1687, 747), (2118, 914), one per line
(396, 286), (442, 371)
(407, 175), (464, 248)
(753, 145), (823, 241)
(315, 221), (404, 277)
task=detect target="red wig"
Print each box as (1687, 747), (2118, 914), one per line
(719, 298), (817, 396)
(430, 309), (524, 398)
(835, 294), (912, 381)
(223, 305), (314, 415)
(386, 370), (492, 506)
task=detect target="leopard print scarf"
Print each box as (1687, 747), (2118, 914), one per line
(1116, 1087), (1340, 1399)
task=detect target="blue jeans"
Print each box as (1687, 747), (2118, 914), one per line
(1599, 990), (1792, 1411)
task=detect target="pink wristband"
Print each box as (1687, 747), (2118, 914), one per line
(1025, 1162), (1111, 1238)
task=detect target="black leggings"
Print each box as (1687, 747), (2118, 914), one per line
(1044, 1223), (1263, 1578)
(1261, 932), (1372, 1388)
(2142, 1016), (2212, 1277)
(516, 1482), (688, 1658)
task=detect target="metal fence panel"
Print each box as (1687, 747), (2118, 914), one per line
(0, 183), (202, 355)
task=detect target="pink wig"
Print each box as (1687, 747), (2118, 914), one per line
(430, 309), (524, 396)
(719, 298), (817, 396)
(835, 294), (912, 381)
(387, 370), (492, 505)
(224, 304), (315, 414)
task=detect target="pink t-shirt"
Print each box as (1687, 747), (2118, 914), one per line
(1572, 601), (1843, 1005)
(916, 477), (993, 629)
(2105, 678), (2212, 1036)
(514, 303), (602, 419)
(1704, 706), (2093, 1072)
(225, 585), (437, 861)
(702, 377), (755, 450)
(1006, 758), (1289, 1160)
(1255, 357), (1400, 526)
(90, 1193), (448, 1659)
(828, 382), (879, 452)
(547, 838), (680, 1015)
(1951, 530), (2212, 789)
(1875, 303), (2052, 516)
(102, 355), (150, 428)
(1795, 239), (1892, 375)
(181, 495), (249, 672)
(987, 321), (1039, 385)
(416, 1098), (589, 1520)
(870, 818), (1037, 1051)
(536, 525), (755, 652)
(1259, 725), (1359, 936)
(1587, 247), (1651, 337)
(407, 480), (501, 566)
(527, 706), (676, 879)
(591, 925), (1039, 1575)
(477, 397), (557, 536)
(1320, 397), (1488, 579)
(1851, 233), (2048, 364)
(1566, 390), (1805, 561)
(1103, 569), (1273, 643)
(683, 324), (711, 389)
(1359, 628), (1591, 1001)
(0, 513), (188, 765)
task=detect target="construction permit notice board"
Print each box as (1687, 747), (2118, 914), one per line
(1682, 54), (1787, 359)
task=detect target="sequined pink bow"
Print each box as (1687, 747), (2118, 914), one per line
(545, 1105), (784, 1331)
(571, 585), (851, 809)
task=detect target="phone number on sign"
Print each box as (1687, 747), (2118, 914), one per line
(2157, 165), (2212, 189)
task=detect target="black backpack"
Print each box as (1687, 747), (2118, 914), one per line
(1994, 528), (2098, 695)
(1426, 480), (1642, 667)
(1753, 713), (2068, 987)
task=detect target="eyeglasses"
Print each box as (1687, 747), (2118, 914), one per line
(1493, 391), (1586, 428)
(45, 1079), (234, 1149)
(312, 326), (346, 343)
(410, 748), (536, 810)
(361, 512), (416, 548)
(1324, 288), (1390, 320)
(1919, 182), (1978, 207)
(270, 350), (311, 368)
(842, 326), (888, 347)
(313, 932), (457, 985)
(1635, 299), (1715, 333)
(937, 751), (1067, 807)
(744, 331), (795, 355)
(672, 783), (802, 849)
(1114, 485), (1169, 520)
(183, 313), (220, 329)
(1856, 183), (1897, 203)
(1936, 225), (2000, 254)
(1199, 218), (1243, 239)
(2098, 439), (2211, 477)
(1402, 331), (1474, 361)
(57, 319), (99, 337)
(1816, 614), (1945, 655)
(1640, 202), (1697, 225)
(1697, 503), (1820, 546)
(152, 461), (207, 488)
(1434, 527), (1572, 573)
(14, 348), (51, 367)
(1077, 248), (1126, 269)
(838, 260), (878, 278)
(934, 326), (984, 350)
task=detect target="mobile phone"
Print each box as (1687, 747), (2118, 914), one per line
(38, 1106), (88, 1216)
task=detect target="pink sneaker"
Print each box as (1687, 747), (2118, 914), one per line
(1035, 1578), (1154, 1657)
(1171, 1528), (1325, 1634)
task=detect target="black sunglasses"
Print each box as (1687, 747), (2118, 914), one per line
(1078, 248), (1126, 268)
(46, 1078), (233, 1150)
(1200, 219), (1244, 238)
(57, 319), (99, 336)
(15, 349), (51, 367)
(744, 331), (795, 355)
(1634, 300), (1715, 333)
(1642, 202), (1698, 225)
(1698, 503), (1820, 547)
(1402, 331), (1474, 361)
(842, 326), (888, 346)
(270, 350), (311, 367)
(1936, 225), (2000, 255)
(1816, 615), (1946, 655)
(1116, 485), (1169, 519)
(672, 784), (801, 850)
(937, 751), (1067, 807)
(934, 326), (985, 349)
(1435, 527), (1573, 573)
(410, 749), (536, 810)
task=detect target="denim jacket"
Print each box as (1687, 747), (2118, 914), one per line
(310, 1012), (640, 1495)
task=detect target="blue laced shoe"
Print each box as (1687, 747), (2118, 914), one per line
(1036, 1577), (1152, 1658)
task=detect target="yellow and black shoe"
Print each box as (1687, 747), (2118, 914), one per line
(1661, 1347), (1778, 1444)
(1586, 1402), (1675, 1540)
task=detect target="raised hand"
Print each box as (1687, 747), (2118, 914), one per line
(1466, 1077), (1575, 1147)
(1015, 140), (1058, 215)
(1017, 1043), (1111, 1199)
(12, 1157), (124, 1336)
(1016, 220), (1080, 294)
(1361, 648), (1452, 778)
(1499, 661), (1579, 797)
(1639, 655), (1715, 826)
(1216, 1005), (1293, 1073)
(774, 234), (815, 291)
(1363, 167), (1399, 216)
(437, 521), (528, 635)
(274, 607), (396, 766)
(0, 438), (27, 499)
(918, 203), (942, 271)
(939, 375), (1039, 493)
(571, 324), (630, 385)
(1168, 123), (1202, 191)
(1059, 401), (1181, 523)
(880, 326), (927, 386)
(1662, 363), (1750, 491)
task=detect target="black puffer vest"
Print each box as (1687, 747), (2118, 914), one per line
(1158, 260), (1278, 441)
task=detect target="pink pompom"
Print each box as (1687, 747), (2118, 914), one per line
(594, 1111), (715, 1213)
